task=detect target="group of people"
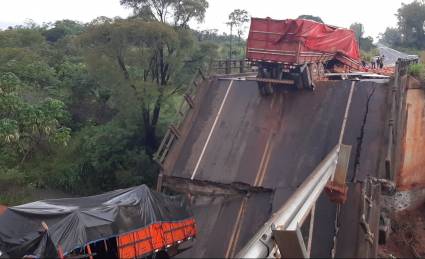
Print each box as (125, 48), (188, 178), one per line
(361, 55), (385, 69)
(370, 55), (385, 69)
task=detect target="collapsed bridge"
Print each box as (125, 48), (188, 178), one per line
(155, 58), (417, 258)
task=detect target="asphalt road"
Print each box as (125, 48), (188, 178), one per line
(378, 43), (417, 66)
(163, 78), (389, 257)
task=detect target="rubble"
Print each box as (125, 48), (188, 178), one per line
(379, 203), (425, 258)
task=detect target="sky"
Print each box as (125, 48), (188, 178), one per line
(0, 0), (416, 40)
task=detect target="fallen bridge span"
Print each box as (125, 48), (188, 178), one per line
(155, 60), (415, 257)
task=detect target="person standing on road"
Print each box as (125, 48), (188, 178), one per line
(376, 56), (381, 69)
(380, 55), (385, 69)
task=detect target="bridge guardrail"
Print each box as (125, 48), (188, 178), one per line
(236, 144), (351, 258)
(210, 59), (253, 74)
(154, 60), (251, 167)
(154, 68), (206, 165)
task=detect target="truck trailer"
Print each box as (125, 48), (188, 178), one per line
(246, 17), (361, 95)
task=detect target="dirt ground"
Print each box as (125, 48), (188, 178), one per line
(379, 203), (425, 258)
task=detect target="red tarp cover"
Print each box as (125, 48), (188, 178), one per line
(247, 18), (360, 64)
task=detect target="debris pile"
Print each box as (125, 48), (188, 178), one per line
(379, 203), (425, 258)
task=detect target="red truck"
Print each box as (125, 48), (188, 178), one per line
(246, 17), (361, 95)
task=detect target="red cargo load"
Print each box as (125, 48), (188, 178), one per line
(247, 18), (360, 68)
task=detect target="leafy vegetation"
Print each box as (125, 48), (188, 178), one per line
(408, 63), (425, 81)
(0, 0), (219, 204)
(349, 23), (375, 52)
(380, 0), (425, 50)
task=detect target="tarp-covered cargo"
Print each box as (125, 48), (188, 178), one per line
(246, 18), (360, 67)
(0, 185), (196, 258)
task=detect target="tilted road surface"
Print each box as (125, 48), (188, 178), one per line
(378, 43), (417, 66)
(160, 77), (390, 257)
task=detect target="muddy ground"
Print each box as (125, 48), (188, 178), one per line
(379, 202), (425, 258)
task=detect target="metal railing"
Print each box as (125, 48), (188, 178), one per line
(236, 144), (351, 258)
(154, 69), (206, 165)
(154, 60), (254, 167)
(211, 59), (253, 75)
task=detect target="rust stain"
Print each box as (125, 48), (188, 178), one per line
(398, 89), (425, 191)
(0, 205), (7, 215)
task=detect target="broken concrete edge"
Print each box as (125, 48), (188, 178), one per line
(160, 175), (273, 198)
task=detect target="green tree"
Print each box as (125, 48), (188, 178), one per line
(227, 9), (250, 59)
(350, 23), (376, 52)
(350, 23), (364, 40)
(380, 27), (403, 47)
(0, 72), (70, 165)
(397, 0), (425, 48)
(380, 0), (425, 49)
(0, 48), (58, 89)
(297, 14), (324, 23)
(79, 19), (200, 154)
(43, 20), (85, 43)
(120, 0), (209, 27)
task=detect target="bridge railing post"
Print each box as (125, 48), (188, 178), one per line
(225, 60), (231, 74)
(240, 60), (245, 73)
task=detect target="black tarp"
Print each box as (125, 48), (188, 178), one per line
(0, 185), (192, 258)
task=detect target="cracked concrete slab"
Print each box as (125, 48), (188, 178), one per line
(159, 78), (391, 257)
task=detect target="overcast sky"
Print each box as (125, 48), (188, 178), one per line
(0, 0), (415, 40)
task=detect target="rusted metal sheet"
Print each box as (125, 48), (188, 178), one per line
(398, 89), (425, 190)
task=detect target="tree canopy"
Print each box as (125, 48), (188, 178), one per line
(0, 13), (220, 204)
(381, 0), (425, 49)
(120, 0), (209, 27)
(349, 23), (375, 52)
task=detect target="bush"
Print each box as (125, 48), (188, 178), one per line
(361, 48), (379, 62)
(419, 51), (425, 64)
(408, 63), (425, 81)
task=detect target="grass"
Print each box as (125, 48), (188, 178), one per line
(408, 63), (425, 81)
